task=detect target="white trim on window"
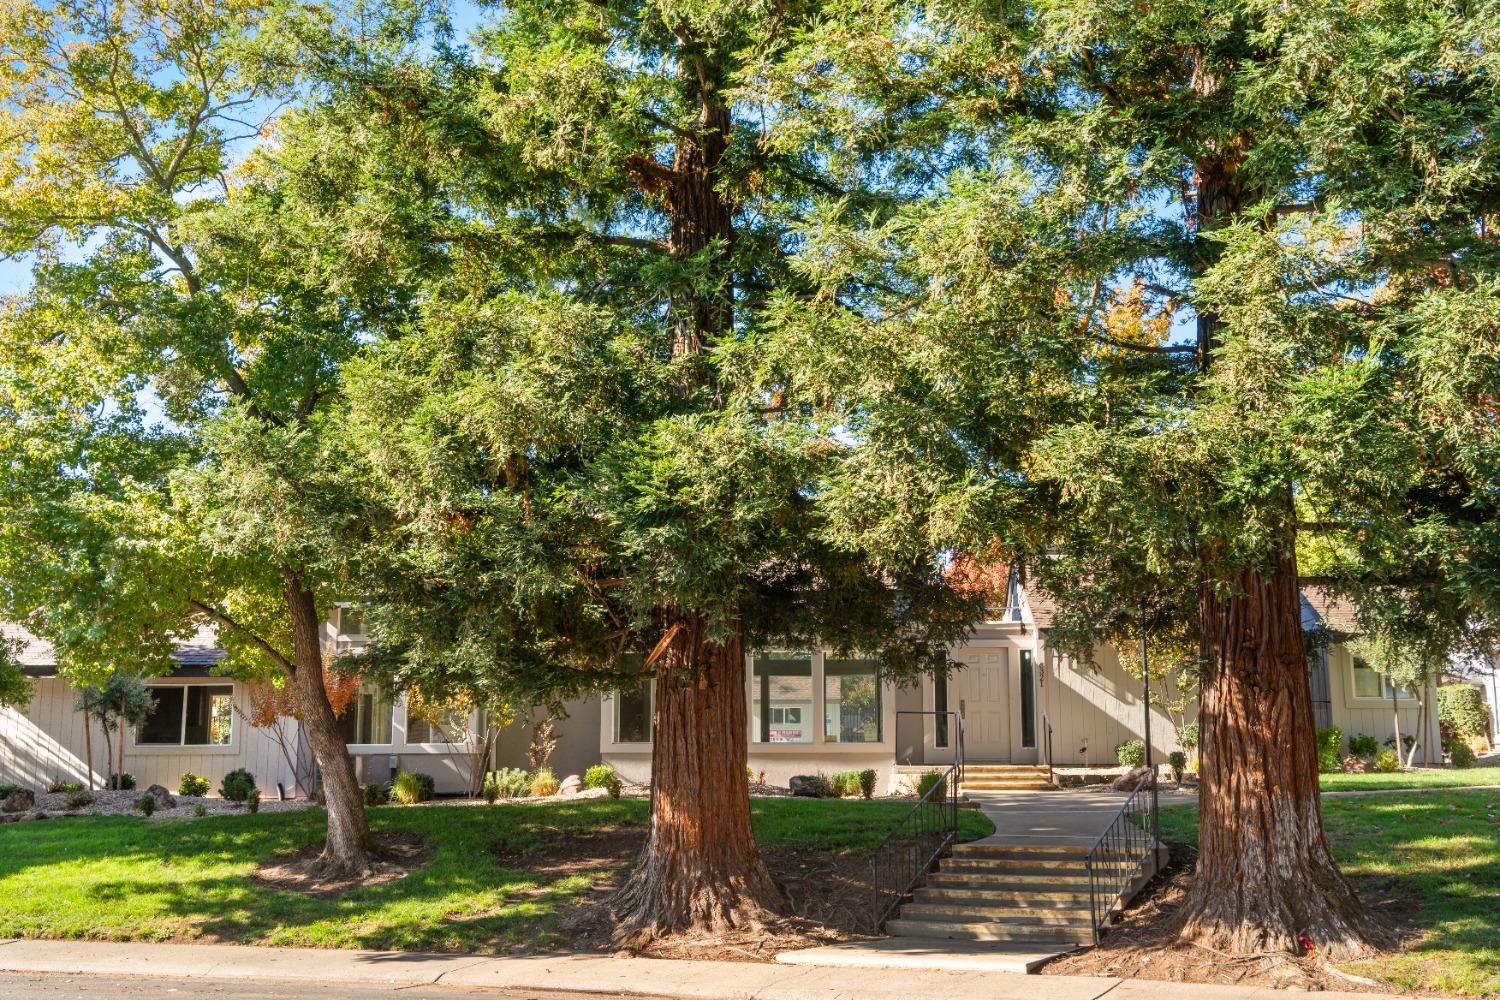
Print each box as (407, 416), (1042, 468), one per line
(132, 681), (237, 752)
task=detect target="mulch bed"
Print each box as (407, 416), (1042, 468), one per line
(1042, 843), (1416, 992)
(253, 831), (433, 897)
(505, 824), (876, 962)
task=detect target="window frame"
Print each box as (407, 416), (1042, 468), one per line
(134, 682), (237, 751)
(1346, 651), (1416, 705)
(402, 703), (474, 750)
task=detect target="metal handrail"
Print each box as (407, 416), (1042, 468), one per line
(871, 709), (966, 930)
(1041, 710), (1054, 784)
(1082, 771), (1160, 945)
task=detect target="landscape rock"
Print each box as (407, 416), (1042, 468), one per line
(1341, 754), (1371, 774)
(2, 789), (35, 813)
(572, 786), (610, 800)
(558, 774), (583, 796)
(144, 784), (177, 809)
(1110, 765), (1151, 791)
(789, 775), (823, 798)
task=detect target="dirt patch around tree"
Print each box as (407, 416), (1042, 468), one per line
(1042, 843), (1418, 993)
(254, 831), (433, 897)
(505, 824), (877, 961)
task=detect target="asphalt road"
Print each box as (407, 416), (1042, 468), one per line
(0, 972), (663, 1000)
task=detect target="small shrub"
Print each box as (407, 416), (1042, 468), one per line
(245, 789), (261, 814)
(1115, 739), (1146, 767)
(584, 764), (622, 799)
(65, 791), (94, 809)
(1446, 737), (1478, 769)
(487, 768), (530, 799)
(193, 803), (207, 817)
(391, 770), (435, 805)
(831, 770), (863, 797)
(136, 793), (156, 816)
(858, 768), (877, 800)
(746, 765), (755, 782)
(46, 778), (65, 794)
(178, 773), (210, 797)
(915, 770), (946, 799)
(1439, 685), (1490, 740)
(1177, 723), (1199, 751)
(1385, 733), (1416, 753)
(1347, 734), (1379, 758)
(108, 772), (136, 791)
(1374, 748), (1401, 773)
(58, 781), (84, 794)
(481, 773), (500, 803)
(1315, 726), (1344, 774)
(219, 768), (257, 802)
(363, 782), (390, 807)
(530, 766), (560, 798)
(1168, 751), (1187, 779)
(757, 769), (767, 785)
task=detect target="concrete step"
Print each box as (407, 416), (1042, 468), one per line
(938, 863), (1094, 883)
(951, 843), (1090, 858)
(887, 919), (1090, 944)
(960, 782), (1058, 791)
(962, 765), (1050, 773)
(934, 857), (1091, 873)
(899, 903), (1094, 925)
(925, 874), (1094, 895)
(910, 888), (1093, 912)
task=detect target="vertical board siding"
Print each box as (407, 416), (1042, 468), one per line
(1, 677), (302, 795)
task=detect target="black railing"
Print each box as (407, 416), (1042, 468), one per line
(1041, 710), (1054, 784)
(1082, 771), (1160, 944)
(871, 711), (965, 930)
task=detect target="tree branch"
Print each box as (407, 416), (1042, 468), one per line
(188, 599), (296, 675)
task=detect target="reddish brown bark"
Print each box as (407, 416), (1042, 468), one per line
(1181, 545), (1381, 959)
(284, 574), (372, 877)
(611, 612), (787, 940)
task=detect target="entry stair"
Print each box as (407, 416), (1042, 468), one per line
(885, 843), (1126, 946)
(959, 763), (1057, 793)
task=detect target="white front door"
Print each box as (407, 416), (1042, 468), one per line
(949, 647), (1011, 761)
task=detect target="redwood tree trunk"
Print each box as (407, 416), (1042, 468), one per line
(1181, 546), (1381, 959)
(284, 574), (372, 876)
(611, 611), (787, 940)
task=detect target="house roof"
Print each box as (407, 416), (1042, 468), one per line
(2, 621), (226, 677)
(1300, 586), (1360, 635)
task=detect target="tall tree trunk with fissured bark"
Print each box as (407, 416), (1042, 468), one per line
(611, 612), (787, 940)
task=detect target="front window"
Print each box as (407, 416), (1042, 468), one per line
(1352, 657), (1408, 700)
(1020, 650), (1036, 749)
(337, 606), (365, 638)
(407, 706), (468, 744)
(824, 656), (881, 743)
(139, 685), (233, 746)
(753, 652), (813, 743)
(614, 681), (654, 743)
(339, 688), (393, 745)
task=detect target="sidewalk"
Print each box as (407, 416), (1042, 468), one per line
(0, 939), (1422, 1000)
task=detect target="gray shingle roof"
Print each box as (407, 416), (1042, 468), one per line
(2, 621), (225, 676)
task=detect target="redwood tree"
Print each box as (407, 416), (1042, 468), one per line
(320, 0), (996, 940)
(753, 0), (1500, 959)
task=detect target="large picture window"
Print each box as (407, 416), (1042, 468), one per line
(753, 652), (813, 743)
(824, 656), (881, 743)
(339, 689), (393, 745)
(139, 685), (233, 746)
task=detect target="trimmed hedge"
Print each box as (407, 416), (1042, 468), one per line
(1315, 726), (1344, 773)
(1439, 685), (1489, 740)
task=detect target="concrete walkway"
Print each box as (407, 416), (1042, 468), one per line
(0, 939), (1423, 1000)
(966, 786), (1193, 849)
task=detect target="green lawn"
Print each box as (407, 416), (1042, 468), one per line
(1159, 791), (1500, 996)
(1320, 767), (1500, 793)
(0, 798), (992, 953)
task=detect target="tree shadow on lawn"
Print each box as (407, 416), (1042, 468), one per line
(0, 800), (648, 954)
(1062, 792), (1500, 995)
